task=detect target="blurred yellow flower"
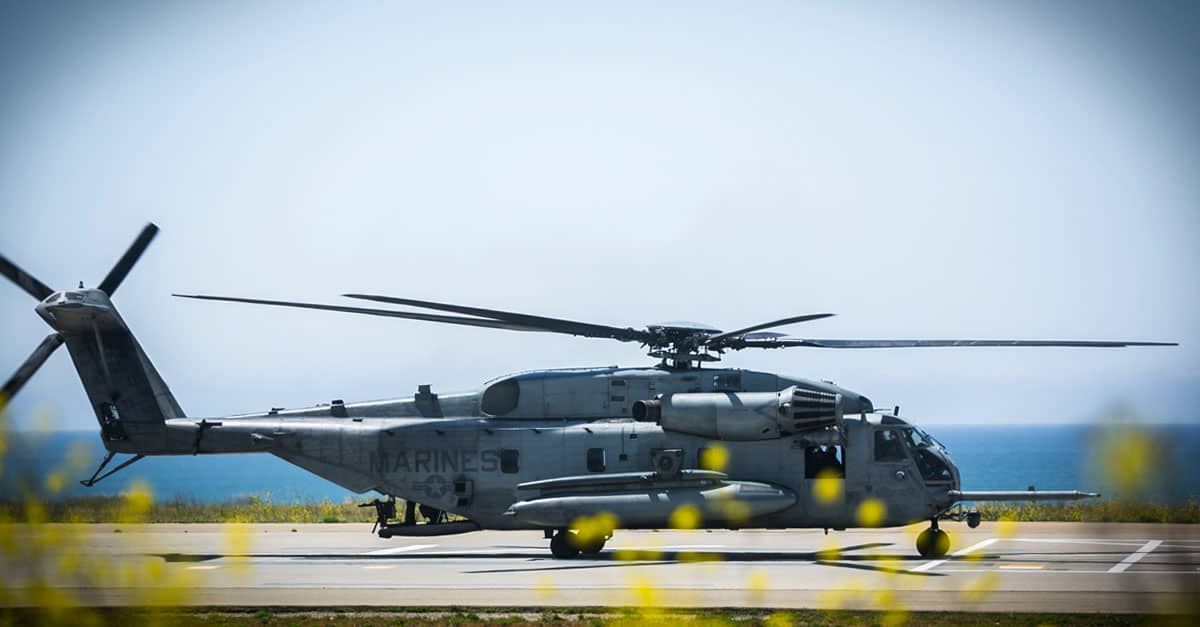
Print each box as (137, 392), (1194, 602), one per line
(856, 498), (886, 527)
(668, 503), (701, 530)
(812, 468), (843, 505)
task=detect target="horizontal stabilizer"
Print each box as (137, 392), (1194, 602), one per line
(949, 489), (1100, 502)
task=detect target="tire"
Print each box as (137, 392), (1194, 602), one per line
(916, 528), (950, 558)
(550, 531), (580, 559)
(578, 537), (606, 556)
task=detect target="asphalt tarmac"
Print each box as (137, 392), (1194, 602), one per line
(10, 522), (1200, 614)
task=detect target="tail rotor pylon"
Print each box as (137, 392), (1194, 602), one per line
(0, 223), (159, 410)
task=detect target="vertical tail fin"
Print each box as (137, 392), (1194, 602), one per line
(1, 223), (185, 454)
(57, 307), (185, 453)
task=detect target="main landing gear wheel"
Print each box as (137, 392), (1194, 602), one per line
(550, 530), (580, 559)
(916, 523), (950, 558)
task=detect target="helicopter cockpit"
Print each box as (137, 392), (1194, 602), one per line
(877, 415), (958, 487)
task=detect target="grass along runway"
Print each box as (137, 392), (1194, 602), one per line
(0, 607), (1193, 626)
(1, 495), (1198, 524)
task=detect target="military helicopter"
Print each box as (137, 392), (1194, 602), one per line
(0, 224), (1177, 559)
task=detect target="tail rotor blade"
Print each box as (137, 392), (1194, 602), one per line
(1, 333), (64, 408)
(98, 223), (159, 296)
(0, 253), (53, 301)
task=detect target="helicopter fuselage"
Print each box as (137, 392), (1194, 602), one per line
(141, 366), (960, 532)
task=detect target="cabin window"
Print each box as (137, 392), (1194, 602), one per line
(713, 373), (741, 391)
(500, 448), (520, 473)
(587, 448), (606, 472)
(804, 445), (844, 478)
(874, 429), (907, 462)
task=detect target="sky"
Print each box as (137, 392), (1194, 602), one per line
(1, 0), (1197, 430)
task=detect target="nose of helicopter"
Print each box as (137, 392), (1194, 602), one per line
(929, 444), (963, 510)
(942, 448), (962, 491)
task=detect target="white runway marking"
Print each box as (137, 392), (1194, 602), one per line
(1013, 537), (1149, 547)
(362, 543), (438, 555)
(1108, 539), (1161, 573)
(185, 565), (221, 570)
(611, 544), (727, 551)
(911, 537), (997, 573)
(933, 568), (1196, 575)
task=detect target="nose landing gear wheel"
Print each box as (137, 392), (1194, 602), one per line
(916, 527), (950, 558)
(577, 536), (607, 556)
(550, 529), (580, 559)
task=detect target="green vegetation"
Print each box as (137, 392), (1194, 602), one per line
(0, 495), (380, 524)
(976, 499), (1200, 524)
(0, 607), (1191, 626)
(0, 495), (1196, 524)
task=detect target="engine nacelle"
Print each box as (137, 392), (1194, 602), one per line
(632, 386), (842, 441)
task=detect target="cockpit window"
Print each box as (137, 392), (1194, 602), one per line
(902, 428), (929, 449)
(874, 429), (907, 462)
(901, 428), (953, 483)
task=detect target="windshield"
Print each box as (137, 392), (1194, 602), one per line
(903, 427), (946, 452)
(901, 428), (954, 483)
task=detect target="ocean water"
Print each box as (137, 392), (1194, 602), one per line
(2, 424), (1197, 504)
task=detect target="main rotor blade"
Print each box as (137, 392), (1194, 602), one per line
(98, 223), (159, 296)
(172, 294), (549, 332)
(0, 253), (53, 301)
(704, 313), (835, 346)
(344, 294), (650, 343)
(734, 337), (1179, 349)
(2, 333), (64, 407)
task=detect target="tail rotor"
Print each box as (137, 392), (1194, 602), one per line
(97, 224), (159, 296)
(0, 223), (159, 411)
(0, 252), (61, 409)
(0, 255), (53, 301)
(1, 333), (64, 405)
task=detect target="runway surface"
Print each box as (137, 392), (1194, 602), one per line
(6, 522), (1199, 613)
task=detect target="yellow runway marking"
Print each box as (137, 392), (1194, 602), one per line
(998, 563), (1044, 570)
(363, 564), (397, 570)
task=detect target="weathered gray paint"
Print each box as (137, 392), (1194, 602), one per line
(0, 224), (1140, 558)
(22, 283), (1096, 540)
